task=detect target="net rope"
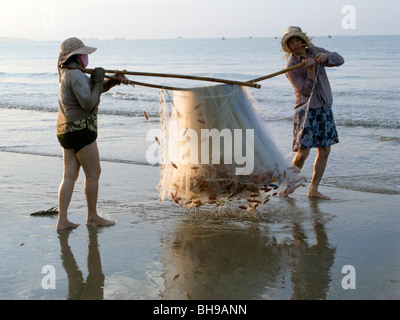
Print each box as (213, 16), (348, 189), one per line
(292, 64), (321, 154)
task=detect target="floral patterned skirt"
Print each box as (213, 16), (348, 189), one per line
(293, 105), (339, 152)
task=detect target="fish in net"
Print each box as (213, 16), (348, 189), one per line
(157, 84), (305, 211)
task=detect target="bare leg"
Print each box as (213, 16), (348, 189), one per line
(308, 147), (331, 200)
(292, 148), (310, 170)
(76, 141), (115, 227)
(57, 148), (81, 230)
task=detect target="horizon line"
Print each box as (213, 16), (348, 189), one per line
(1, 33), (399, 42)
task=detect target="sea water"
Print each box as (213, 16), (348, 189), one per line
(1, 35), (399, 194)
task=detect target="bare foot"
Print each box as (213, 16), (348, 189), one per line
(308, 190), (331, 200)
(278, 186), (293, 197)
(57, 220), (80, 230)
(86, 215), (116, 227)
(278, 181), (305, 197)
(278, 189), (289, 197)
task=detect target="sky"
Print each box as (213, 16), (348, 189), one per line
(0, 0), (399, 41)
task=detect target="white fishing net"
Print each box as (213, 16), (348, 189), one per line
(157, 84), (305, 211)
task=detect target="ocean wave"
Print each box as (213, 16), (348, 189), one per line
(335, 88), (400, 100)
(323, 182), (400, 195)
(99, 108), (160, 119)
(262, 113), (400, 129)
(1, 102), (398, 129)
(323, 173), (400, 195)
(0, 72), (58, 78)
(99, 157), (158, 167)
(107, 91), (163, 102)
(0, 103), (162, 119)
(0, 148), (158, 167)
(0, 148), (61, 159)
(335, 118), (400, 129)
(0, 103), (58, 113)
(374, 135), (400, 143)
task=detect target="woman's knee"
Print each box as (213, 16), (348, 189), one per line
(297, 148), (310, 161)
(63, 167), (80, 182)
(62, 148), (80, 179)
(318, 147), (331, 158)
(92, 165), (101, 180)
(85, 163), (101, 180)
(76, 141), (101, 179)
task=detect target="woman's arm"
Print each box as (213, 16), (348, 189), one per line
(71, 68), (105, 112)
(103, 78), (119, 92)
(103, 72), (130, 92)
(314, 47), (345, 67)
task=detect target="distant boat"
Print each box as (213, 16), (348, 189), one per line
(328, 35), (332, 38)
(222, 36), (225, 40)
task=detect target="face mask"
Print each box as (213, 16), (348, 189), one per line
(79, 54), (89, 68)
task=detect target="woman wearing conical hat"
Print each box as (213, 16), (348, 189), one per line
(281, 27), (344, 200)
(56, 37), (129, 230)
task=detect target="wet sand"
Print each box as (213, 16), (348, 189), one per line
(0, 150), (399, 300)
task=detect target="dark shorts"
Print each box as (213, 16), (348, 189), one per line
(57, 128), (97, 153)
(293, 105), (339, 152)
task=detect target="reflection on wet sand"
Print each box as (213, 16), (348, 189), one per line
(57, 227), (105, 300)
(290, 200), (336, 299)
(161, 198), (336, 300)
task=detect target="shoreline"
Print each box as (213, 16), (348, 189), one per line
(0, 150), (399, 299)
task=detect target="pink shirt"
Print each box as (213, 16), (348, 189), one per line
(286, 46), (344, 109)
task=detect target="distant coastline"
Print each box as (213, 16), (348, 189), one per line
(0, 36), (32, 42)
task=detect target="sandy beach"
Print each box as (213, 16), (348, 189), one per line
(0, 150), (399, 300)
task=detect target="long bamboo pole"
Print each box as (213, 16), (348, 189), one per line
(60, 60), (309, 91)
(249, 61), (306, 83)
(80, 67), (261, 89)
(60, 65), (201, 91)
